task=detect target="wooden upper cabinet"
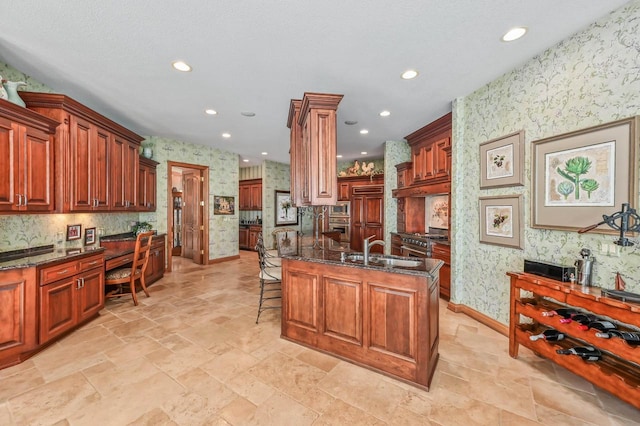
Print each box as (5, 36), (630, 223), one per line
(238, 179), (261, 211)
(22, 92), (144, 213)
(405, 112), (452, 185)
(111, 136), (139, 210)
(138, 157), (158, 211)
(288, 93), (343, 206)
(0, 99), (57, 213)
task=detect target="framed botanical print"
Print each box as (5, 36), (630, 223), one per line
(480, 130), (525, 189)
(532, 117), (638, 232)
(479, 195), (523, 249)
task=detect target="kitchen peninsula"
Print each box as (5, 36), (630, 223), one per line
(281, 236), (443, 390)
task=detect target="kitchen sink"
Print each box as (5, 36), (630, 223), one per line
(345, 253), (422, 268)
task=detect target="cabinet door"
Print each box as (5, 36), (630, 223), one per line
(76, 268), (104, 323)
(146, 166), (157, 211)
(239, 228), (249, 248)
(137, 163), (157, 211)
(434, 137), (450, 179)
(350, 196), (364, 251)
(248, 230), (259, 251)
(412, 147), (426, 182)
(0, 118), (19, 212)
(338, 182), (350, 201)
(92, 126), (110, 210)
(0, 268), (37, 362)
(145, 240), (165, 285)
(250, 183), (262, 209)
(39, 277), (77, 343)
(22, 126), (54, 211)
(111, 136), (138, 210)
(70, 115), (93, 210)
(239, 184), (251, 210)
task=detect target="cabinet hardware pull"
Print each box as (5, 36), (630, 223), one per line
(88, 261), (98, 266)
(58, 269), (69, 274)
(76, 278), (82, 289)
(81, 277), (85, 288)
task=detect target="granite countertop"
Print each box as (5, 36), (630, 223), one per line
(0, 245), (105, 271)
(100, 231), (166, 242)
(283, 236), (443, 279)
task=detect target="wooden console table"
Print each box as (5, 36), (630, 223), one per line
(508, 272), (640, 410)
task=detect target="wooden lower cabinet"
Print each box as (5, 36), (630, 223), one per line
(248, 226), (262, 251)
(0, 267), (37, 369)
(431, 243), (450, 300)
(282, 258), (439, 390)
(39, 255), (105, 344)
(239, 227), (249, 249)
(144, 237), (166, 285)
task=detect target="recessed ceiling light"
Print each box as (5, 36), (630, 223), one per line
(261, 152), (268, 155)
(241, 111), (256, 117)
(222, 133), (231, 138)
(242, 159), (249, 163)
(336, 155), (343, 158)
(345, 120), (358, 125)
(360, 129), (369, 134)
(172, 61), (192, 72)
(361, 151), (368, 155)
(502, 27), (527, 42)
(379, 110), (391, 117)
(205, 109), (217, 115)
(401, 69), (418, 80)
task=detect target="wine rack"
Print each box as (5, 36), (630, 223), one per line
(508, 272), (640, 410)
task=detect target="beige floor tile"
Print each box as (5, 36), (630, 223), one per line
(0, 253), (637, 425)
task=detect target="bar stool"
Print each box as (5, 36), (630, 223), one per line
(104, 231), (154, 306)
(255, 234), (282, 323)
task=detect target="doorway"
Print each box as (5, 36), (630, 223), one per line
(167, 161), (209, 272)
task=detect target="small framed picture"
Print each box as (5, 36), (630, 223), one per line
(67, 224), (82, 241)
(479, 195), (523, 249)
(85, 227), (96, 245)
(479, 130), (525, 189)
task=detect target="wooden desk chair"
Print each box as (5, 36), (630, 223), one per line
(104, 231), (154, 306)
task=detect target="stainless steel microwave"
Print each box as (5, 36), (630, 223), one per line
(329, 201), (350, 217)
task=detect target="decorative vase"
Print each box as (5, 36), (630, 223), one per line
(2, 81), (27, 107)
(142, 147), (153, 159)
(0, 76), (8, 100)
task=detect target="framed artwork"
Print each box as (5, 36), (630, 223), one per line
(67, 224), (82, 241)
(426, 194), (449, 229)
(480, 130), (525, 189)
(275, 190), (298, 226)
(214, 195), (235, 215)
(532, 117), (638, 232)
(84, 227), (96, 245)
(479, 195), (523, 249)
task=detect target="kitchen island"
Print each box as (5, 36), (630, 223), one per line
(281, 238), (443, 390)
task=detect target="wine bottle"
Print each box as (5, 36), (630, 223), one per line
(541, 308), (579, 318)
(556, 346), (602, 361)
(529, 329), (565, 341)
(572, 313), (598, 326)
(578, 319), (617, 332)
(595, 330), (640, 345)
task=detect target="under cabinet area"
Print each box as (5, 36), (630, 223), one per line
(508, 272), (640, 410)
(0, 99), (58, 213)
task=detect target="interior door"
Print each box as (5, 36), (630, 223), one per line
(183, 171), (202, 263)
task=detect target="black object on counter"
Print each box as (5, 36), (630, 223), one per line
(601, 289), (640, 303)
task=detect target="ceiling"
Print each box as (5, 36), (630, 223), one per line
(0, 1), (630, 165)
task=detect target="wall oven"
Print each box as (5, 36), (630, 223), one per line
(328, 216), (350, 242)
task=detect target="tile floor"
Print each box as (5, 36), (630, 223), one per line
(1, 252), (639, 425)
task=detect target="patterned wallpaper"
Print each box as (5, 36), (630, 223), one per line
(138, 136), (239, 260)
(452, 1), (640, 325)
(384, 141), (411, 253)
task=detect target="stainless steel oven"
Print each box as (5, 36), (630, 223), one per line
(328, 216), (350, 242)
(329, 201), (350, 218)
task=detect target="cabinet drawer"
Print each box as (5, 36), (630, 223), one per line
(40, 261), (79, 286)
(79, 255), (104, 272)
(105, 254), (134, 271)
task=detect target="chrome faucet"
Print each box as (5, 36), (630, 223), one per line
(363, 235), (385, 265)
